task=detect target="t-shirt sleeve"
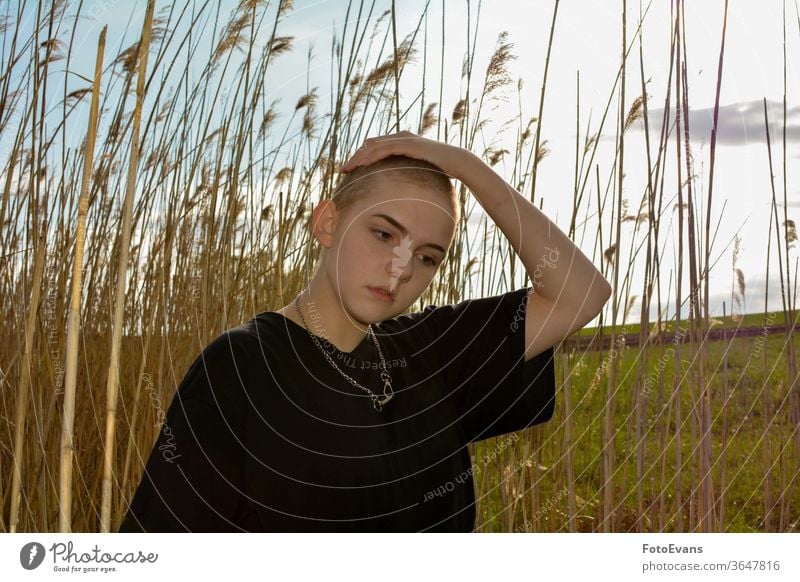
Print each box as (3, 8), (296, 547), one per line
(414, 286), (557, 443)
(117, 328), (251, 532)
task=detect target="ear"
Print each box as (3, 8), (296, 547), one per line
(310, 199), (340, 248)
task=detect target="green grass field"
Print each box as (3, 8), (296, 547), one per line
(476, 325), (800, 532)
(575, 310), (799, 338)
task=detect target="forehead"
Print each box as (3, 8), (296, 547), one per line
(355, 172), (453, 212)
(342, 173), (456, 241)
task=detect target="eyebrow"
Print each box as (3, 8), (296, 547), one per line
(371, 213), (447, 254)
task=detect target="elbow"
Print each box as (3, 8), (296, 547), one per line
(588, 266), (612, 297)
(583, 277), (612, 320)
(598, 277), (613, 304)
(554, 273), (612, 324)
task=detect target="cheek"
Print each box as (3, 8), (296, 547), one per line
(416, 273), (436, 292)
(333, 232), (384, 276)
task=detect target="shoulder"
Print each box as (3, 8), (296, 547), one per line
(379, 304), (439, 340)
(384, 288), (531, 334)
(176, 323), (261, 408)
(201, 322), (261, 362)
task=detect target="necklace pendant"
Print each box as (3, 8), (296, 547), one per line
(379, 378), (394, 406)
(372, 396), (383, 412)
(297, 293), (396, 413)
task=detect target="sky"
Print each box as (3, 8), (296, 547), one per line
(4, 0), (798, 325)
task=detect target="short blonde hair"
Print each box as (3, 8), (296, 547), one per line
(330, 155), (459, 224)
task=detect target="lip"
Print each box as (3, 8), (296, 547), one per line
(368, 286), (395, 303)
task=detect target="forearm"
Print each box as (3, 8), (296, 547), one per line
(460, 154), (612, 314)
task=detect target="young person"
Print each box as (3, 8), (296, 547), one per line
(118, 131), (611, 532)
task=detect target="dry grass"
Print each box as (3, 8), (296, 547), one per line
(0, 0), (798, 533)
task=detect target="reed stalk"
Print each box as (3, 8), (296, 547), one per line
(671, 0), (685, 531)
(697, 0), (728, 532)
(64, 24), (110, 530)
(8, 232), (46, 532)
(97, 0), (155, 533)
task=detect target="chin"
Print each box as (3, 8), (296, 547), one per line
(341, 295), (384, 325)
(367, 303), (398, 323)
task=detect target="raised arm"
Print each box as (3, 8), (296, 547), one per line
(340, 131), (612, 360)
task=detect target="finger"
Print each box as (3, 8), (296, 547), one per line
(366, 131), (418, 145)
(339, 151), (369, 172)
(341, 134), (431, 172)
(342, 138), (423, 170)
(340, 142), (372, 172)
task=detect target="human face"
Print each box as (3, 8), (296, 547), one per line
(322, 175), (456, 322)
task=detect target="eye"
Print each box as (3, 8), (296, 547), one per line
(418, 254), (438, 267)
(371, 228), (392, 242)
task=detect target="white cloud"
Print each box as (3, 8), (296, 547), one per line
(639, 99), (800, 145)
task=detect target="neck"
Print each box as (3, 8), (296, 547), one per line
(293, 276), (369, 353)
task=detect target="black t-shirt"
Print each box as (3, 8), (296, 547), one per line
(118, 286), (556, 532)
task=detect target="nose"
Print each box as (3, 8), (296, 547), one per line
(387, 253), (413, 292)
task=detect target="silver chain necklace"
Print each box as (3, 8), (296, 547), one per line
(293, 293), (394, 412)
